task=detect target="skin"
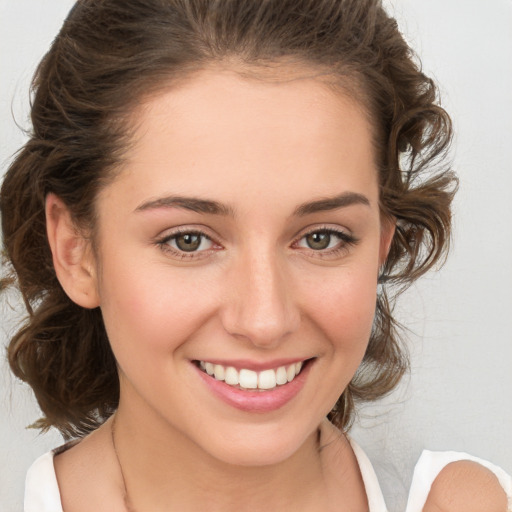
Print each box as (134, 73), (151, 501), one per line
(423, 461), (508, 512)
(45, 68), (507, 511)
(49, 68), (387, 511)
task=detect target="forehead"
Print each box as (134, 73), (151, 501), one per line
(102, 68), (378, 213)
(130, 66), (373, 149)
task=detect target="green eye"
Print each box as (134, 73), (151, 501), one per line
(304, 232), (332, 250)
(174, 233), (203, 252)
(165, 232), (214, 253)
(298, 229), (348, 251)
(295, 228), (358, 256)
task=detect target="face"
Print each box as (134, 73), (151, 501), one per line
(89, 69), (392, 466)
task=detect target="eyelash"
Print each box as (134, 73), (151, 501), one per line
(155, 226), (358, 260)
(292, 227), (359, 259)
(156, 228), (219, 260)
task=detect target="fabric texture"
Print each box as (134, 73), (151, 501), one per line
(24, 450), (63, 512)
(24, 440), (512, 512)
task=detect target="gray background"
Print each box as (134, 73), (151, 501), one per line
(1, 1), (511, 510)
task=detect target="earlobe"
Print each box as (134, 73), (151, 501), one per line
(45, 193), (100, 309)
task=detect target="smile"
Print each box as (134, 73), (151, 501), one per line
(197, 360), (304, 391)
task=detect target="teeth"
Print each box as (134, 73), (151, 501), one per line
(213, 364), (225, 381)
(276, 366), (288, 385)
(286, 364), (295, 382)
(198, 360), (305, 390)
(258, 369), (276, 390)
(239, 369), (258, 389)
(225, 366), (239, 386)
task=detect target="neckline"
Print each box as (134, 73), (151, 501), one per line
(26, 437), (387, 512)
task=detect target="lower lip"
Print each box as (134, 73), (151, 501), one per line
(195, 361), (312, 413)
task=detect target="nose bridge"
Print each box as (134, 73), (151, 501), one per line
(223, 246), (299, 347)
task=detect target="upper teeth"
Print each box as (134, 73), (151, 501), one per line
(199, 361), (303, 390)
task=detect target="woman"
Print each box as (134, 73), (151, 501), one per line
(1, 0), (510, 511)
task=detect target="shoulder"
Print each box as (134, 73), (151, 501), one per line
(423, 460), (508, 512)
(25, 449), (63, 512)
(53, 419), (126, 512)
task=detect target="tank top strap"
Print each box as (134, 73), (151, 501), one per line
(348, 437), (389, 512)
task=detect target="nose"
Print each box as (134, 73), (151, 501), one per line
(220, 249), (300, 348)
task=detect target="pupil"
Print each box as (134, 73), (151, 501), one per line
(306, 232), (330, 250)
(176, 234), (201, 252)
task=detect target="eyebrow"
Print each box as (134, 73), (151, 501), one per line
(293, 192), (370, 216)
(135, 191), (370, 217)
(135, 196), (234, 216)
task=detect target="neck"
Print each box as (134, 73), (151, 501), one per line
(110, 407), (348, 512)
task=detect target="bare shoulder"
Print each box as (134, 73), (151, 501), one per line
(423, 460), (508, 512)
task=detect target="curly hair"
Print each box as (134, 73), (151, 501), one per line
(1, 0), (456, 438)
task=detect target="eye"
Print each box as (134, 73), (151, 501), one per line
(170, 232), (212, 252)
(157, 229), (216, 256)
(295, 228), (357, 253)
(301, 231), (336, 250)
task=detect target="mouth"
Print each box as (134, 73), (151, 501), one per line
(194, 359), (310, 391)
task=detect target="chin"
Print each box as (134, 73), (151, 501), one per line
(201, 423), (318, 468)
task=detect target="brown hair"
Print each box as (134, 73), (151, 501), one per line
(1, 0), (456, 438)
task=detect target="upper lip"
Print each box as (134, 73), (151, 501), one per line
(193, 357), (312, 372)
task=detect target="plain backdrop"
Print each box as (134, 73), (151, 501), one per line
(1, 1), (511, 511)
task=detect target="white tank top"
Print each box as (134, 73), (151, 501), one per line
(24, 439), (512, 512)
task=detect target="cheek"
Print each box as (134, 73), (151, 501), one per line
(300, 264), (378, 353)
(97, 250), (219, 358)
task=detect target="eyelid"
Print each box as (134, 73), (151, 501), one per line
(154, 225), (223, 259)
(153, 223), (358, 261)
(155, 224), (220, 241)
(291, 224), (358, 255)
(292, 224), (354, 243)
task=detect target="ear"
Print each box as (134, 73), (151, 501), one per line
(45, 193), (100, 309)
(378, 214), (396, 266)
